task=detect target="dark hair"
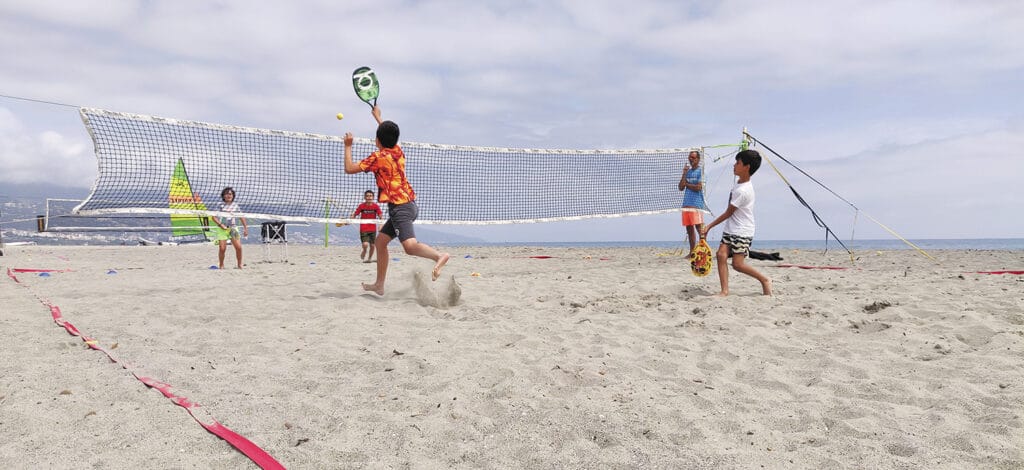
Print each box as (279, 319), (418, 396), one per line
(220, 187), (235, 200)
(688, 150), (701, 160)
(736, 149), (761, 175)
(376, 120), (400, 149)
(364, 190), (374, 197)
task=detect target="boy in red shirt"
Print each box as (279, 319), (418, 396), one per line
(352, 190), (382, 262)
(343, 106), (449, 295)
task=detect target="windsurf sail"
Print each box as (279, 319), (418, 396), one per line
(169, 158), (211, 241)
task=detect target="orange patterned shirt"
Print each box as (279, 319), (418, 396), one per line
(358, 145), (416, 205)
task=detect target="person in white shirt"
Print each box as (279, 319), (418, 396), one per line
(701, 150), (772, 296)
(212, 187), (249, 269)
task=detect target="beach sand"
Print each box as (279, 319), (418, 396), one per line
(1, 244), (1022, 468)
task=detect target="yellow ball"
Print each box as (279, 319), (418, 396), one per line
(336, 112), (344, 120)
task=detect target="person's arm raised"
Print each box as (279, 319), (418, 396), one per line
(343, 132), (362, 174)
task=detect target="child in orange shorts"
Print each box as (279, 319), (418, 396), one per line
(678, 150), (704, 257)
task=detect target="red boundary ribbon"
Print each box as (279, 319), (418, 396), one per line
(6, 268), (286, 470)
(11, 268), (73, 273)
(519, 255), (610, 260)
(970, 270), (1024, 275)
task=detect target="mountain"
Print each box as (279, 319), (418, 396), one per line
(0, 182), (90, 201)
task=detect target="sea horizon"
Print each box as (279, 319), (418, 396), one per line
(462, 238), (1024, 251)
(3, 235), (1023, 251)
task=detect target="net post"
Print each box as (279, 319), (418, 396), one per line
(323, 199), (330, 248)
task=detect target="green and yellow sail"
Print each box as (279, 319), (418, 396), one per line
(169, 158), (210, 240)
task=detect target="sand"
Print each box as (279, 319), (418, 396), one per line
(1, 244), (1022, 469)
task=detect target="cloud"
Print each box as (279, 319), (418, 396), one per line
(749, 122), (1024, 239)
(0, 1), (139, 29)
(640, 1), (1024, 88)
(0, 107), (95, 188)
(1, 0), (1022, 239)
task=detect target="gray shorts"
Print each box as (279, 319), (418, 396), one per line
(721, 232), (753, 256)
(380, 202), (418, 242)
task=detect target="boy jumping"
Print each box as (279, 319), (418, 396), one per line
(343, 106), (449, 295)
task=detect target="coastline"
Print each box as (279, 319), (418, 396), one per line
(4, 234), (1024, 251)
(1, 245), (1022, 468)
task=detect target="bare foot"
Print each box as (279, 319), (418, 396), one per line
(432, 253), (450, 281)
(362, 282), (384, 296)
(714, 291), (728, 297)
(761, 279), (773, 296)
(363, 259), (372, 264)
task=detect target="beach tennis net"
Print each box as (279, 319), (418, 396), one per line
(76, 107), (706, 225)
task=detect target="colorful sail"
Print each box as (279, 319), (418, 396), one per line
(169, 158), (210, 240)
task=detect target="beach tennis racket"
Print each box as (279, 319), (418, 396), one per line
(352, 66), (380, 109)
(691, 238), (713, 277)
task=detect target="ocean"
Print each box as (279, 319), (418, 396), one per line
(2, 229), (1022, 252)
(471, 239), (1024, 251)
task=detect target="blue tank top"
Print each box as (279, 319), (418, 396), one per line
(682, 167), (704, 209)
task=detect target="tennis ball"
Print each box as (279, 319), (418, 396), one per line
(336, 112), (344, 120)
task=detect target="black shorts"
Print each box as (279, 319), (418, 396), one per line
(359, 231), (376, 244)
(380, 202), (418, 242)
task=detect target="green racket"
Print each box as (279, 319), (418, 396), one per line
(351, 66), (380, 109)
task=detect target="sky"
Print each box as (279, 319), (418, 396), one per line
(1, 0), (1022, 242)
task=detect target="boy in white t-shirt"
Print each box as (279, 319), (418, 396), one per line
(700, 150), (772, 296)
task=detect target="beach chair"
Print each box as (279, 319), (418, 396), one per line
(261, 221), (288, 262)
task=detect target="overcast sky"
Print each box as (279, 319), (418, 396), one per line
(1, 0), (1022, 242)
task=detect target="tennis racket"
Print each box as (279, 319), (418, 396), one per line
(351, 66), (380, 109)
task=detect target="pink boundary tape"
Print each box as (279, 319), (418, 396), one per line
(6, 268), (286, 470)
(11, 268), (73, 273)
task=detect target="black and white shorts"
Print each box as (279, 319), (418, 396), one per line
(721, 232), (753, 256)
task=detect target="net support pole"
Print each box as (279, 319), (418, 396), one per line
(323, 199), (330, 248)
